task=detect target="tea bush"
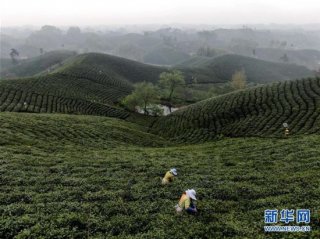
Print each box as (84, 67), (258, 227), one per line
(0, 113), (319, 238)
(152, 77), (320, 142)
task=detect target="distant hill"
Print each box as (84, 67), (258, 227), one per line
(0, 58), (13, 70)
(151, 77), (320, 142)
(177, 54), (315, 84)
(254, 48), (320, 70)
(143, 47), (190, 66)
(0, 50), (77, 79)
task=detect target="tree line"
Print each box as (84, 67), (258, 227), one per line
(122, 69), (247, 116)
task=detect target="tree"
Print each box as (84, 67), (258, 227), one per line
(159, 70), (185, 112)
(9, 48), (19, 64)
(122, 82), (159, 115)
(280, 53), (289, 63)
(231, 69), (247, 90)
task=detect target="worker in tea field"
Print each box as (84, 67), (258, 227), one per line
(284, 127), (290, 136)
(175, 189), (197, 214)
(161, 168), (177, 185)
(283, 122), (290, 137)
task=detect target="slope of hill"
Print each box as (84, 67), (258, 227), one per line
(0, 73), (134, 119)
(0, 53), (154, 119)
(55, 53), (167, 84)
(177, 54), (314, 84)
(151, 77), (320, 142)
(175, 55), (217, 68)
(255, 48), (320, 70)
(0, 112), (166, 147)
(1, 112), (319, 238)
(0, 50), (77, 79)
(0, 52), (315, 121)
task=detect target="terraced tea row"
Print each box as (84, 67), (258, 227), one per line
(57, 53), (166, 84)
(0, 113), (167, 147)
(0, 72), (132, 105)
(1, 112), (319, 238)
(151, 77), (320, 142)
(0, 87), (129, 119)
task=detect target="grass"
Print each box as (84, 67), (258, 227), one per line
(0, 112), (319, 238)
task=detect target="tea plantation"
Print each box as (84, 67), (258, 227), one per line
(0, 112), (319, 238)
(152, 77), (320, 142)
(1, 52), (320, 238)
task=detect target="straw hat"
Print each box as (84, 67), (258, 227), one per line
(170, 168), (177, 176)
(186, 189), (197, 200)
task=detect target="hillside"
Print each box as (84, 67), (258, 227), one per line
(0, 52), (315, 121)
(0, 50), (77, 79)
(152, 77), (320, 142)
(1, 112), (319, 238)
(0, 70), (135, 119)
(177, 54), (315, 84)
(254, 48), (320, 70)
(0, 113), (165, 147)
(0, 53), (152, 119)
(55, 53), (167, 84)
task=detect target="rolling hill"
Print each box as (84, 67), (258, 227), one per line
(177, 54), (315, 84)
(254, 48), (320, 70)
(0, 52), (316, 123)
(151, 77), (320, 142)
(0, 53), (161, 120)
(0, 50), (77, 79)
(54, 52), (167, 84)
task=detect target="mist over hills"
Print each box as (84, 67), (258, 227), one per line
(2, 25), (320, 70)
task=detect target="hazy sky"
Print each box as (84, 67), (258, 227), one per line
(1, 0), (319, 26)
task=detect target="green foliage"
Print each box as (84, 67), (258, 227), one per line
(0, 112), (319, 238)
(122, 93), (142, 112)
(122, 82), (159, 115)
(159, 70), (185, 102)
